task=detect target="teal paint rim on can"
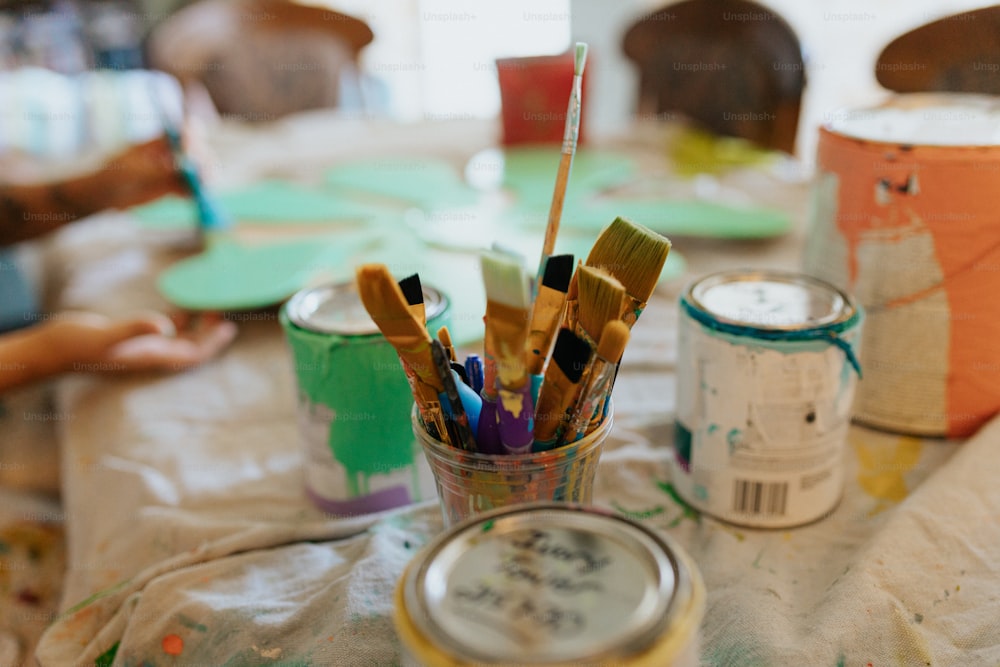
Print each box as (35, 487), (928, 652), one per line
(680, 269), (863, 376)
(281, 279), (450, 517)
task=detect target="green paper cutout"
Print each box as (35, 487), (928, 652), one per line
(157, 232), (378, 310)
(324, 157), (480, 208)
(476, 146), (637, 207)
(503, 199), (790, 239)
(133, 180), (386, 230)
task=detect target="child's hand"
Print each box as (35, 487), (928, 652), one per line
(45, 311), (238, 374)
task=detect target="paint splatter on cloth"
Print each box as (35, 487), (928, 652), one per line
(0, 490), (66, 667)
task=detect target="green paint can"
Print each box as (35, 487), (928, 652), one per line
(280, 280), (450, 516)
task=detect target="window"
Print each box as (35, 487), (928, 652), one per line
(318, 0), (570, 120)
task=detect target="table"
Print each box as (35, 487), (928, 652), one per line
(23, 113), (1000, 666)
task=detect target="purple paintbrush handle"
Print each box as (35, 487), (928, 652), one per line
(476, 396), (505, 455)
(496, 383), (535, 455)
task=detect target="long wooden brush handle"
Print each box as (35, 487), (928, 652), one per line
(541, 150), (574, 263)
(536, 44), (587, 284)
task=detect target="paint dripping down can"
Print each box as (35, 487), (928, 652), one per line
(805, 93), (1000, 438)
(280, 280), (450, 516)
(672, 269), (863, 528)
(394, 502), (705, 666)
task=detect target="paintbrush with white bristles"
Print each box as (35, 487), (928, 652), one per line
(481, 250), (535, 455)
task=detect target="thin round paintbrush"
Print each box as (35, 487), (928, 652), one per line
(431, 338), (477, 451)
(481, 250), (535, 455)
(146, 77), (232, 236)
(563, 319), (629, 445)
(436, 325), (456, 362)
(536, 42), (588, 289)
(575, 264), (626, 347)
(586, 216), (671, 327)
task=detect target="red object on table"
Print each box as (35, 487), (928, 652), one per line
(496, 50), (588, 146)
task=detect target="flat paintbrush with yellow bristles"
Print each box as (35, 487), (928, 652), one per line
(574, 264), (626, 347)
(355, 263), (448, 442)
(586, 216), (671, 327)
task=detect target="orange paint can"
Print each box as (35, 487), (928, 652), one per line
(805, 93), (1000, 437)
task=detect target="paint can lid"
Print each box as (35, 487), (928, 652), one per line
(399, 502), (702, 664)
(825, 92), (1000, 147)
(285, 279), (448, 335)
(686, 269), (856, 332)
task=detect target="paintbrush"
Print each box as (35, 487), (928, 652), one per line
(481, 250), (535, 455)
(477, 245), (526, 455)
(465, 354), (484, 394)
(437, 325), (456, 362)
(435, 324), (471, 386)
(526, 253), (574, 402)
(146, 78), (232, 235)
(586, 216), (671, 327)
(575, 264), (626, 347)
(532, 327), (593, 451)
(431, 338), (477, 451)
(399, 273), (425, 325)
(563, 319), (629, 444)
(355, 263), (448, 442)
(535, 42), (588, 290)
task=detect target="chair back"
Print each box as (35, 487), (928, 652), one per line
(876, 6), (1000, 95)
(622, 0), (805, 153)
(146, 0), (373, 120)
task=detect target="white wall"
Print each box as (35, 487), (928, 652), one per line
(571, 0), (993, 163)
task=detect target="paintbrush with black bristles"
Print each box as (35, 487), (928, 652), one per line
(526, 253), (574, 402)
(586, 216), (671, 327)
(398, 273), (425, 325)
(532, 327), (593, 451)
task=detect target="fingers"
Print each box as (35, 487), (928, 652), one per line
(101, 315), (238, 373)
(105, 315), (173, 345)
(170, 318), (238, 370)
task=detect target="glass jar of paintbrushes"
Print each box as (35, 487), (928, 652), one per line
(354, 214), (671, 527)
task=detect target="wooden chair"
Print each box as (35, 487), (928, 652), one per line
(145, 0), (373, 121)
(876, 6), (1000, 95)
(622, 0), (805, 153)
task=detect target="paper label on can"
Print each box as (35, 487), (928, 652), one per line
(673, 319), (858, 527)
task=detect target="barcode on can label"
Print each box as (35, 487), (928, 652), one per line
(732, 479), (788, 516)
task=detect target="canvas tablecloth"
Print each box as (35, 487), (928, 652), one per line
(20, 115), (999, 666)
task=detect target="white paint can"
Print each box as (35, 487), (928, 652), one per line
(672, 270), (862, 528)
